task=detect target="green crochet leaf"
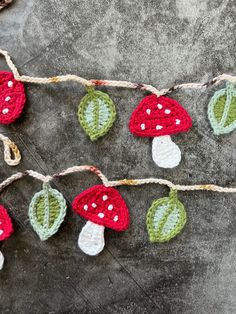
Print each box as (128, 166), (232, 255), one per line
(208, 82), (236, 135)
(29, 183), (67, 241)
(146, 189), (186, 242)
(78, 87), (116, 141)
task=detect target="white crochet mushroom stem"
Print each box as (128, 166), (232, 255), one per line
(152, 135), (181, 168)
(0, 250), (4, 270)
(78, 221), (105, 256)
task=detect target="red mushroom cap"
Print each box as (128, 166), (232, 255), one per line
(0, 71), (26, 124)
(72, 185), (130, 231)
(129, 95), (192, 137)
(0, 205), (13, 241)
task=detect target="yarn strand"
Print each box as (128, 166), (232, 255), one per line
(0, 49), (235, 96)
(0, 133), (21, 166)
(0, 165), (235, 193)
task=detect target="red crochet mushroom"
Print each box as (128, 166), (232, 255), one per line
(0, 205), (13, 270)
(129, 95), (192, 168)
(72, 185), (130, 255)
(0, 71), (26, 124)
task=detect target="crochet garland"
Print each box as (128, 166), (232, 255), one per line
(0, 50), (235, 266)
(0, 165), (235, 268)
(0, 49), (236, 168)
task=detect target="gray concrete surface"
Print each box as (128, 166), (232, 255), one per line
(0, 0), (235, 313)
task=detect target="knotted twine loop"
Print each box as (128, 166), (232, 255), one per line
(0, 134), (21, 166)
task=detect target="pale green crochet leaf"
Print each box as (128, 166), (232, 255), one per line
(78, 87), (116, 141)
(29, 183), (67, 241)
(146, 190), (186, 242)
(208, 83), (236, 135)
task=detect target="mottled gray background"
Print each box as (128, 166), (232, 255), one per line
(0, 0), (235, 313)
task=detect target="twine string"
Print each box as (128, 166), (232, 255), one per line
(0, 165), (235, 193)
(0, 49), (235, 97)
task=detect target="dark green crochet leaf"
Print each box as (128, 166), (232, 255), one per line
(28, 183), (67, 241)
(146, 190), (186, 242)
(78, 87), (116, 141)
(208, 83), (236, 135)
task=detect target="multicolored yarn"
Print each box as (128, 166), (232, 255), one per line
(78, 87), (116, 141)
(0, 205), (13, 241)
(208, 82), (236, 135)
(0, 133), (21, 166)
(72, 185), (129, 231)
(129, 95), (192, 168)
(1, 48), (236, 97)
(146, 189), (186, 242)
(0, 71), (26, 124)
(28, 182), (67, 241)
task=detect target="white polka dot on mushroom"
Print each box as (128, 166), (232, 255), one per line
(2, 108), (9, 114)
(108, 204), (113, 210)
(141, 123), (145, 130)
(0, 230), (3, 236)
(92, 203), (97, 208)
(146, 109), (151, 115)
(113, 215), (118, 222)
(102, 195), (108, 201)
(156, 125), (163, 130)
(157, 104), (163, 109)
(8, 81), (13, 87)
(5, 96), (11, 102)
(83, 205), (88, 210)
(165, 109), (171, 114)
(98, 213), (104, 218)
(176, 119), (181, 125)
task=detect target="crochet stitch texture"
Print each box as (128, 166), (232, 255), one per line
(129, 95), (192, 137)
(0, 71), (25, 124)
(208, 82), (236, 135)
(129, 94), (192, 168)
(0, 164), (234, 265)
(28, 183), (67, 241)
(72, 185), (130, 231)
(78, 87), (116, 141)
(0, 205), (13, 241)
(146, 189), (186, 242)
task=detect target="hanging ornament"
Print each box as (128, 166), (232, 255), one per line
(28, 183), (67, 241)
(72, 185), (130, 256)
(146, 189), (186, 242)
(78, 86), (116, 141)
(129, 94), (192, 168)
(0, 205), (13, 270)
(0, 71), (26, 124)
(208, 82), (236, 135)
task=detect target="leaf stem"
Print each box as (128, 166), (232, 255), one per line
(85, 86), (95, 94)
(169, 189), (178, 200)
